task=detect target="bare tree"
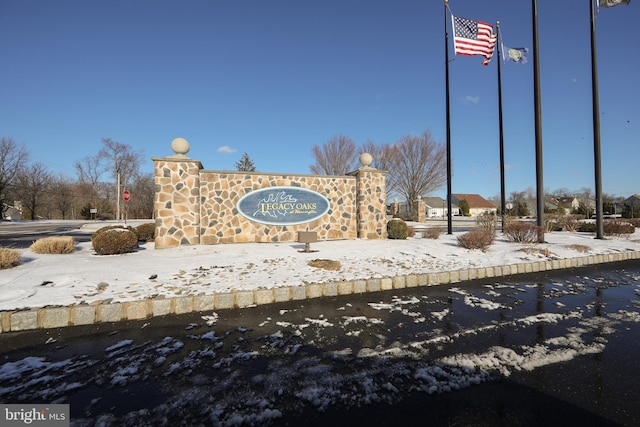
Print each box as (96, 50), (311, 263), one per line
(50, 175), (75, 219)
(74, 153), (107, 216)
(0, 137), (29, 219)
(358, 140), (394, 171)
(386, 131), (446, 203)
(127, 172), (154, 219)
(99, 138), (143, 220)
(310, 135), (358, 175)
(15, 162), (51, 220)
(509, 190), (531, 217)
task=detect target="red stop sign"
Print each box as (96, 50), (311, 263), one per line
(123, 190), (131, 202)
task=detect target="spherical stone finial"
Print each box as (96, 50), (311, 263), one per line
(171, 137), (190, 157)
(359, 152), (373, 168)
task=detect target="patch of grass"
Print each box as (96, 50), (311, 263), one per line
(308, 259), (342, 271)
(518, 247), (552, 257)
(0, 247), (22, 269)
(563, 244), (591, 253)
(30, 236), (75, 254)
(423, 226), (444, 239)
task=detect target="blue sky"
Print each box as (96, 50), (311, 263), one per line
(1, 0), (638, 201)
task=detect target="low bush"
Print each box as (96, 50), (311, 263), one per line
(387, 219), (408, 240)
(476, 213), (497, 238)
(577, 220), (636, 236)
(92, 227), (139, 255)
(560, 215), (582, 232)
(543, 214), (562, 232)
(92, 225), (136, 245)
(604, 220), (635, 237)
(503, 221), (542, 243)
(30, 236), (75, 254)
(135, 223), (156, 242)
(406, 225), (416, 238)
(627, 218), (640, 227)
(0, 247), (22, 269)
(577, 222), (596, 233)
(423, 226), (444, 239)
(457, 228), (494, 251)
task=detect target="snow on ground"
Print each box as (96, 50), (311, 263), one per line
(1, 221), (639, 312)
(1, 268), (639, 426)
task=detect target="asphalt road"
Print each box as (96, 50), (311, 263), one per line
(1, 261), (638, 426)
(0, 218), (476, 250)
(0, 220), (93, 249)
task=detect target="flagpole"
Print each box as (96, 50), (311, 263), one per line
(590, 0), (604, 239)
(532, 0), (545, 242)
(444, 0), (452, 234)
(496, 22), (506, 231)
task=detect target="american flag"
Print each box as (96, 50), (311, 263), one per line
(452, 15), (497, 66)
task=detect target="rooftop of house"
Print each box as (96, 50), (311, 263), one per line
(451, 194), (495, 209)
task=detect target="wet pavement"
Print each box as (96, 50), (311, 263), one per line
(1, 260), (639, 426)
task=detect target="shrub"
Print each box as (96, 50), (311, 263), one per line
(92, 227), (139, 255)
(577, 222), (596, 233)
(0, 247), (22, 269)
(457, 228), (494, 251)
(30, 236), (75, 254)
(543, 214), (562, 232)
(627, 218), (640, 227)
(503, 221), (542, 243)
(135, 223), (156, 242)
(576, 220), (635, 236)
(560, 215), (582, 232)
(604, 220), (635, 237)
(387, 219), (408, 239)
(92, 225), (137, 245)
(423, 226), (444, 239)
(476, 213), (497, 238)
(406, 225), (416, 238)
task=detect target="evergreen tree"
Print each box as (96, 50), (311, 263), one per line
(235, 152), (256, 172)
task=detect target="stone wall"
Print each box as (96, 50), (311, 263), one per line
(153, 139), (387, 248)
(199, 172), (358, 244)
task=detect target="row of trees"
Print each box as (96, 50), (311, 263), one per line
(308, 132), (637, 219)
(3, 131), (634, 222)
(309, 131), (447, 203)
(0, 137), (154, 221)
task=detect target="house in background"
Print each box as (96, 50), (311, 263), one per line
(624, 194), (640, 217)
(388, 196), (460, 219)
(2, 202), (23, 220)
(625, 194), (640, 208)
(451, 194), (496, 216)
(422, 196), (460, 217)
(556, 197), (580, 212)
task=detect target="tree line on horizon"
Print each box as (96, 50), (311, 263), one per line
(0, 137), (153, 221)
(2, 132), (636, 222)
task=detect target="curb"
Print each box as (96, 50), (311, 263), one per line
(2, 250), (639, 333)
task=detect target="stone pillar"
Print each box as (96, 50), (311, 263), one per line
(391, 200), (399, 217)
(411, 196), (426, 223)
(152, 138), (203, 248)
(353, 153), (387, 239)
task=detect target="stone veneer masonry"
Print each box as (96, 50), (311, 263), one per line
(152, 141), (387, 248)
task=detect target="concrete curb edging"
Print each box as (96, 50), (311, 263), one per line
(2, 251), (639, 333)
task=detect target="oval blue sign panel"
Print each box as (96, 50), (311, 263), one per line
(237, 186), (330, 226)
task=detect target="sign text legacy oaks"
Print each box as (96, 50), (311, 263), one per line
(237, 186), (330, 226)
